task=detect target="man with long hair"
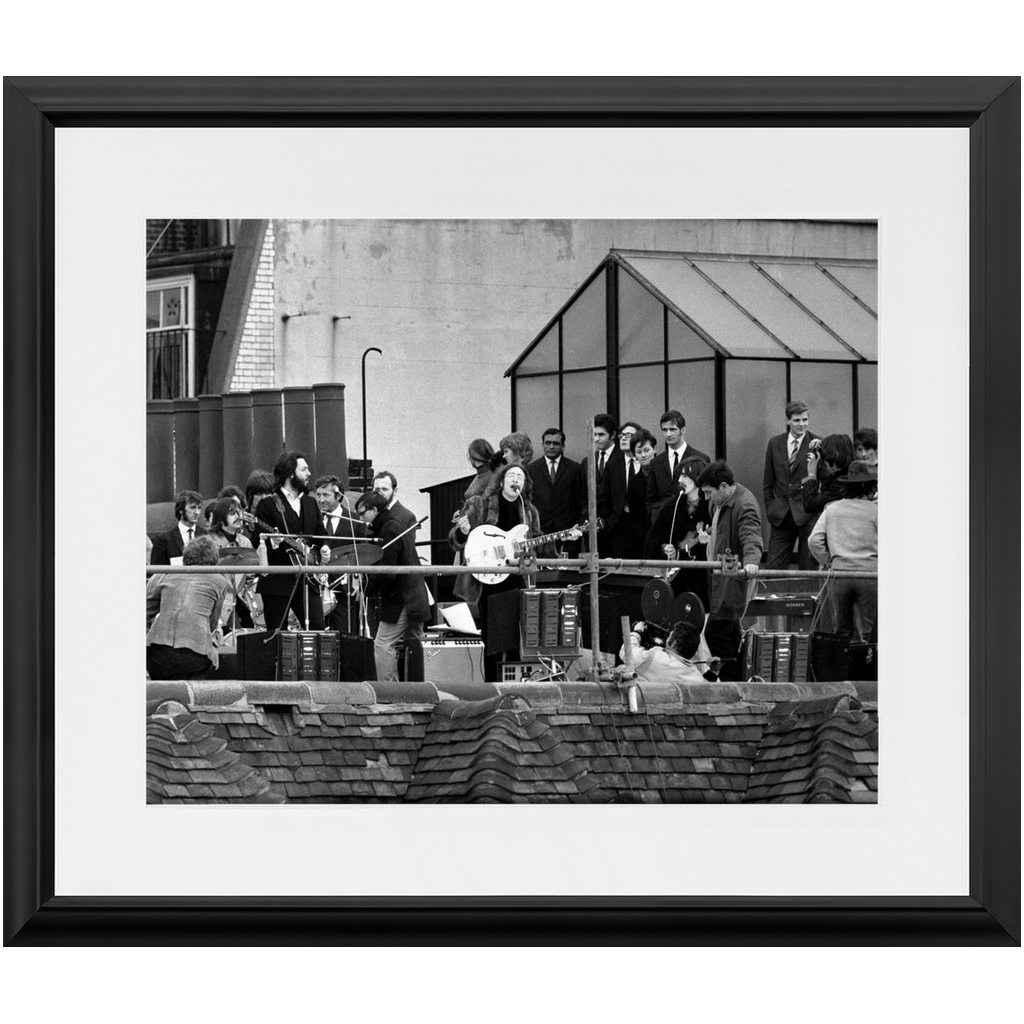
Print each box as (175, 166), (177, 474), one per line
(250, 451), (325, 633)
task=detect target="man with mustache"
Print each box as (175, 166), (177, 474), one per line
(251, 450), (325, 634)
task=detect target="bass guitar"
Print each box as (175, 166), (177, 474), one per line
(463, 522), (584, 584)
(246, 510), (334, 603)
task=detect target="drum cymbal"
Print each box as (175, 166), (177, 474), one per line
(327, 542), (382, 567)
(218, 547), (261, 567)
(641, 578), (675, 627)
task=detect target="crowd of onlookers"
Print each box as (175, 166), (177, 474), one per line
(146, 401), (877, 685)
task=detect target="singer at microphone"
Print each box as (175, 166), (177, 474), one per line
(448, 461), (559, 678)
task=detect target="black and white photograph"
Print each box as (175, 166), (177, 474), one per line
(145, 216), (879, 805)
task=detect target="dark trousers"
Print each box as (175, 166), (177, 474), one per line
(829, 578), (878, 640)
(262, 585), (325, 634)
(766, 510), (816, 570)
(147, 644), (213, 681)
(704, 618), (743, 682)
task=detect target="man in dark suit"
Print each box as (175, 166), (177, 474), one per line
(359, 490), (429, 682)
(251, 450), (325, 633)
(579, 413), (622, 553)
(527, 427), (584, 556)
(762, 400), (820, 570)
(372, 470), (417, 532)
(150, 490), (204, 565)
(597, 421), (647, 558)
(315, 473), (367, 633)
(645, 409), (711, 519)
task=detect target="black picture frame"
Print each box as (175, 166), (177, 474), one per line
(4, 77), (1019, 946)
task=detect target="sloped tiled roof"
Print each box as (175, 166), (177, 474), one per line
(146, 699), (284, 803)
(745, 695), (879, 803)
(406, 694), (609, 802)
(146, 680), (878, 804)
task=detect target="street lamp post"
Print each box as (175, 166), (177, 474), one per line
(361, 346), (382, 468)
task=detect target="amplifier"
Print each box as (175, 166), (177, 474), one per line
(277, 631), (341, 681)
(744, 593), (817, 635)
(743, 631), (810, 683)
(403, 636), (485, 685)
(236, 629), (279, 680)
(339, 632), (376, 682)
(519, 588), (580, 658)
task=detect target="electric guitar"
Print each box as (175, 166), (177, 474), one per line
(463, 522), (585, 584)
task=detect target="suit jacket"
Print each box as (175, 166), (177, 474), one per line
(763, 431), (820, 527)
(319, 503), (367, 551)
(150, 523), (190, 565)
(366, 504), (429, 624)
(580, 448), (621, 524)
(388, 499), (417, 532)
(252, 490), (323, 596)
(707, 483), (764, 620)
(645, 443), (712, 517)
(527, 455), (584, 534)
(597, 452), (646, 558)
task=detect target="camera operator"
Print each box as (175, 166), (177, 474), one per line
(618, 620), (722, 685)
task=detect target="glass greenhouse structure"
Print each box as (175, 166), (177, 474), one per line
(506, 249), (878, 514)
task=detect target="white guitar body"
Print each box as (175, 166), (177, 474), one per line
(464, 523), (532, 584)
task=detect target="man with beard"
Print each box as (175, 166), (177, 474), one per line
(372, 470), (417, 533)
(315, 473), (367, 634)
(358, 490), (430, 682)
(151, 489), (204, 565)
(251, 450), (325, 634)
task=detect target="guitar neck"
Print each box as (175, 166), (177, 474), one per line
(517, 524), (580, 552)
(255, 516), (313, 559)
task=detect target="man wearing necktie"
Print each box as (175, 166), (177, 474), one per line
(527, 428), (584, 557)
(580, 414), (621, 554)
(596, 420), (647, 559)
(763, 400), (820, 570)
(150, 489), (204, 566)
(645, 410), (712, 519)
(314, 473), (367, 633)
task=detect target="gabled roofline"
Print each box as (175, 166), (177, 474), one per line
(612, 253), (731, 358)
(505, 248), (879, 376)
(504, 257), (610, 378)
(610, 248), (878, 269)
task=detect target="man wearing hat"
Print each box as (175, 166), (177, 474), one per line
(808, 460), (878, 640)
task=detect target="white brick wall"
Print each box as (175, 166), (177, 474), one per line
(228, 221), (275, 391)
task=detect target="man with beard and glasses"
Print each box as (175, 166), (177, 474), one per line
(251, 450), (326, 634)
